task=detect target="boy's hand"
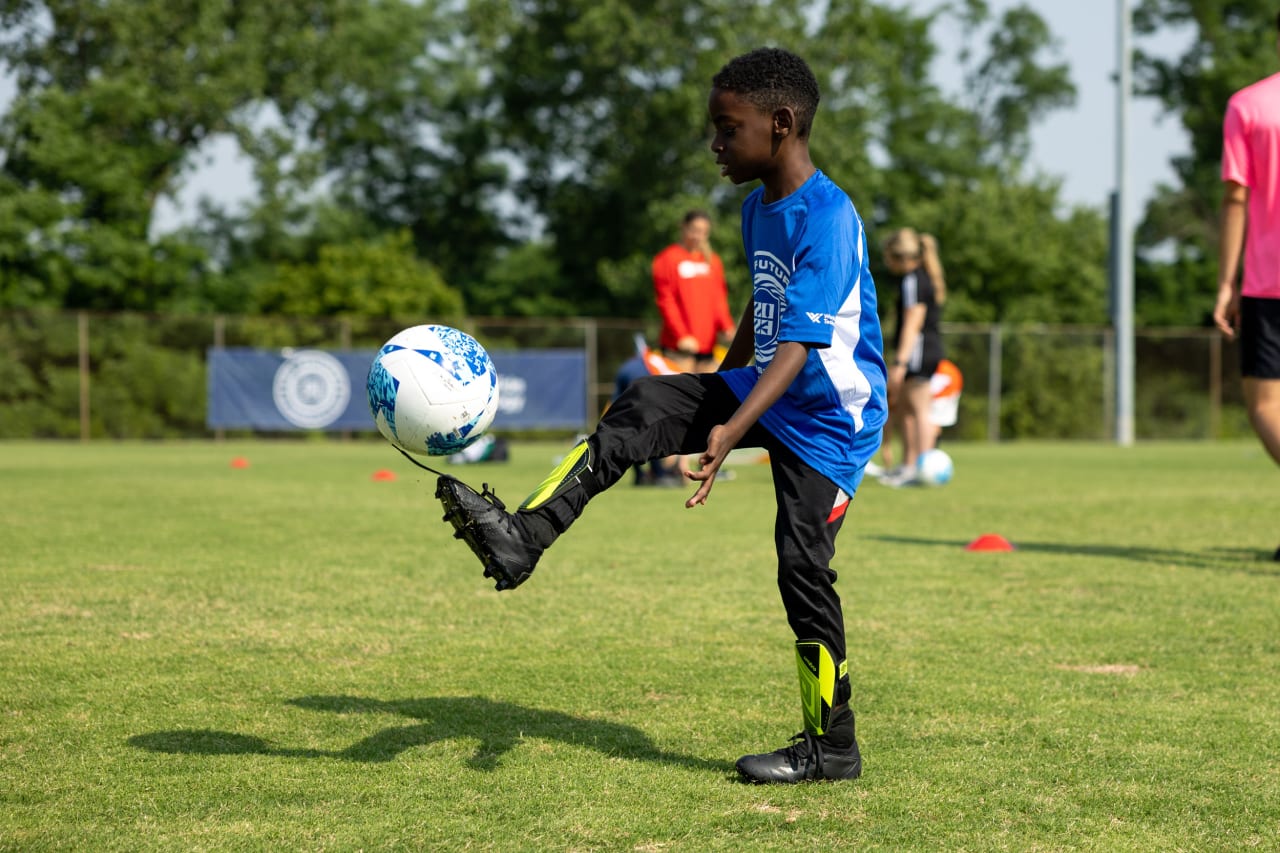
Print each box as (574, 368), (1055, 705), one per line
(684, 424), (736, 508)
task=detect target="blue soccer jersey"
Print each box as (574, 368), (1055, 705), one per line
(719, 170), (888, 496)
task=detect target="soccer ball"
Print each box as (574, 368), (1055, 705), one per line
(366, 325), (500, 456)
(917, 449), (954, 486)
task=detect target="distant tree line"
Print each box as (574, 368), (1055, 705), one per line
(0, 0), (1276, 328)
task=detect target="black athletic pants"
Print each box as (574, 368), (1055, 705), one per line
(522, 372), (851, 664)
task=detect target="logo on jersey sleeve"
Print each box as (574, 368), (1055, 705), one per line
(752, 251), (791, 368)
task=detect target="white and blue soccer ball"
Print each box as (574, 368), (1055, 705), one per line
(367, 324), (500, 456)
(916, 448), (954, 487)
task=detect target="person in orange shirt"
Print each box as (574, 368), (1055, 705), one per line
(652, 209), (736, 372)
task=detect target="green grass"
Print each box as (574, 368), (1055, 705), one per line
(1, 438), (1278, 851)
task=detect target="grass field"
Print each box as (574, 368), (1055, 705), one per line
(1, 438), (1278, 851)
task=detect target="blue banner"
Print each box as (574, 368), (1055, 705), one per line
(488, 350), (587, 430)
(207, 347), (587, 432)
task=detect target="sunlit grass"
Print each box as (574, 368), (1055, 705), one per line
(1, 438), (1277, 850)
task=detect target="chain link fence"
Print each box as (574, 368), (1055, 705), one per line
(0, 310), (1251, 442)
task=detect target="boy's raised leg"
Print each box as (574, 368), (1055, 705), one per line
(436, 477), (544, 590)
(437, 374), (732, 590)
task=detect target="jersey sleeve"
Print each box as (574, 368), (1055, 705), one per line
(915, 269), (936, 307)
(1222, 96), (1252, 187)
(776, 204), (856, 348)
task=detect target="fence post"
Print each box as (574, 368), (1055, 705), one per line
(987, 324), (1002, 442)
(339, 318), (353, 443)
(78, 312), (90, 442)
(213, 315), (226, 442)
(1209, 331), (1222, 440)
(584, 318), (598, 427)
(1102, 328), (1115, 441)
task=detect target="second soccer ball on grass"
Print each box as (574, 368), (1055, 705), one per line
(916, 449), (954, 487)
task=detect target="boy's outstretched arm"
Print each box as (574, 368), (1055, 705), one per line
(685, 340), (810, 508)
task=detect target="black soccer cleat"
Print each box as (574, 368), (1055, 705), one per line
(735, 730), (863, 784)
(436, 476), (540, 590)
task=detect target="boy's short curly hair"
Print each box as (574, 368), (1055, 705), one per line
(711, 48), (820, 138)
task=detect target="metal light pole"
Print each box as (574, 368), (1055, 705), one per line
(1113, 0), (1135, 445)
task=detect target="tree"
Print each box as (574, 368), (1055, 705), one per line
(458, 0), (1094, 322)
(0, 0), (445, 311)
(255, 230), (463, 319)
(0, 0), (1106, 326)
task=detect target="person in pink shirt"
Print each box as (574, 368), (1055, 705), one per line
(1215, 10), (1280, 558)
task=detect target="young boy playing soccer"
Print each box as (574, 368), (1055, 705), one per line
(437, 47), (887, 784)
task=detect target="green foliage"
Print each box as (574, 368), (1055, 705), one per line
(1135, 252), (1216, 326)
(891, 177), (1108, 325)
(0, 312), (81, 437)
(466, 241), (572, 318)
(254, 230), (464, 319)
(999, 331), (1109, 440)
(92, 335), (207, 438)
(0, 0), (1128, 324)
(0, 0), (443, 311)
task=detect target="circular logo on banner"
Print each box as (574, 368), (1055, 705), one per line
(272, 349), (351, 429)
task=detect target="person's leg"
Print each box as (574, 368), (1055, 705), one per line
(905, 378), (936, 461)
(1243, 378), (1280, 465)
(736, 443), (861, 784)
(438, 373), (767, 588)
(519, 373), (769, 540)
(1237, 297), (1280, 559)
(877, 419), (895, 470)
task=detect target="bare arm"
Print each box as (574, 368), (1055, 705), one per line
(1214, 181), (1249, 339)
(894, 303), (927, 367)
(685, 340), (809, 508)
(717, 298), (756, 370)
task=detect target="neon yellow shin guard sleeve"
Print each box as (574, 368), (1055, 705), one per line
(795, 640), (848, 736)
(520, 440), (593, 511)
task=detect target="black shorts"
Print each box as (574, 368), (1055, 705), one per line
(902, 339), (943, 382)
(1240, 296), (1280, 379)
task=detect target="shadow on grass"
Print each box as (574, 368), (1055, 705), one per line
(129, 695), (734, 775)
(871, 534), (1280, 576)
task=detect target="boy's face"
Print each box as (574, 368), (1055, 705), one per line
(708, 87), (777, 185)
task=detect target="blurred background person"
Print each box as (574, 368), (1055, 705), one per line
(879, 228), (947, 487)
(652, 209), (736, 373)
(649, 209), (737, 481)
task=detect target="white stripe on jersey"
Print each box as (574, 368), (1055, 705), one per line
(818, 231), (876, 432)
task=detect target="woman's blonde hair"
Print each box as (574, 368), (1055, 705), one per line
(884, 227), (946, 305)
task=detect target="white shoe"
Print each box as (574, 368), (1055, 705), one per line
(881, 467), (921, 488)
(865, 461), (885, 479)
(875, 464), (905, 484)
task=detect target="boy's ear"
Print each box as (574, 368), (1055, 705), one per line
(772, 106), (797, 139)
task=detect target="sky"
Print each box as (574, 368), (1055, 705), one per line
(0, 0), (1197, 231)
(907, 0), (1194, 218)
